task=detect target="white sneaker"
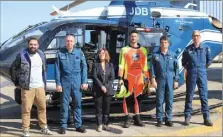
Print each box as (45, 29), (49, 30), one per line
(41, 125), (53, 135)
(96, 125), (102, 132)
(23, 130), (30, 137)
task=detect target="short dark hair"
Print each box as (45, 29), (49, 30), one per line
(27, 37), (38, 44)
(129, 30), (138, 36)
(160, 35), (169, 42)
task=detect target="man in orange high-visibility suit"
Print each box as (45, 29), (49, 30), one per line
(118, 30), (149, 128)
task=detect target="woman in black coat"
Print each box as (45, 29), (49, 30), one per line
(92, 48), (115, 132)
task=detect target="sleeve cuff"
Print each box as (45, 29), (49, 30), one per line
(56, 82), (61, 86)
(118, 76), (123, 80)
(174, 78), (179, 82)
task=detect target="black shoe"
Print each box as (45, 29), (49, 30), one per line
(58, 128), (66, 134)
(134, 115), (145, 127)
(184, 118), (190, 126)
(165, 121), (174, 127)
(156, 121), (162, 127)
(123, 115), (131, 128)
(76, 126), (87, 133)
(204, 119), (213, 126)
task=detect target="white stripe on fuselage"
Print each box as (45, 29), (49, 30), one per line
(177, 30), (222, 73)
(54, 5), (210, 19)
(150, 7), (208, 18)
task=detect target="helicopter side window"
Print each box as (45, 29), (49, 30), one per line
(116, 33), (126, 53)
(138, 32), (163, 47)
(83, 30), (98, 53)
(46, 28), (83, 50)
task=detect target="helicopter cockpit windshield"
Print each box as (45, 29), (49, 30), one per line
(0, 22), (48, 51)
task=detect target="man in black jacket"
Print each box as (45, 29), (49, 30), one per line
(10, 37), (52, 137)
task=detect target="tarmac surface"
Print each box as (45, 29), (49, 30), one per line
(0, 63), (222, 136)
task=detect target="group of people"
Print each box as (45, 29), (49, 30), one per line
(10, 30), (213, 137)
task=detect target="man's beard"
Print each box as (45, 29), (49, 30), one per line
(28, 48), (37, 54)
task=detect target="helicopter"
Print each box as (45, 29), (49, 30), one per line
(0, 0), (222, 108)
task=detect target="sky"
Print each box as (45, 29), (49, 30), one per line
(1, 1), (222, 43)
(0, 1), (110, 43)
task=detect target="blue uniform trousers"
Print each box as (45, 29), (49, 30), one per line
(156, 76), (174, 122)
(184, 69), (209, 120)
(60, 72), (82, 128)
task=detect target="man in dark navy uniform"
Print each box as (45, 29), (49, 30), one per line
(182, 30), (213, 126)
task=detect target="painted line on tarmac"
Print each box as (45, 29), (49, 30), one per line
(150, 116), (222, 136)
(0, 103), (19, 110)
(149, 100), (222, 136)
(0, 81), (13, 88)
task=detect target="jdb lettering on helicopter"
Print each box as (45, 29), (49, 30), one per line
(129, 7), (148, 16)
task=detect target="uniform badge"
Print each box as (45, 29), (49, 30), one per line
(170, 57), (173, 60)
(155, 56), (159, 60)
(132, 53), (140, 61)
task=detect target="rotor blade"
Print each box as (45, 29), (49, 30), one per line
(51, 5), (61, 16)
(50, 0), (87, 16)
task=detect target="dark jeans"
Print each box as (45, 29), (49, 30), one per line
(94, 94), (113, 126)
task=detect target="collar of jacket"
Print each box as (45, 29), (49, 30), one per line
(191, 43), (203, 49)
(64, 47), (76, 54)
(158, 48), (171, 56)
(127, 43), (141, 49)
(22, 49), (45, 63)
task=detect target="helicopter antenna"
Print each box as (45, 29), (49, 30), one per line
(67, 2), (70, 11)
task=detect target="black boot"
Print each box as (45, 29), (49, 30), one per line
(58, 127), (66, 134)
(76, 126), (86, 133)
(204, 119), (213, 126)
(156, 121), (162, 127)
(165, 121), (174, 127)
(134, 114), (145, 127)
(184, 117), (190, 126)
(123, 115), (131, 128)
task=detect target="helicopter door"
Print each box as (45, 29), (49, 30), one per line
(83, 28), (107, 77)
(107, 30), (126, 78)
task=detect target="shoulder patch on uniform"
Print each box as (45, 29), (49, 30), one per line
(155, 56), (159, 60)
(207, 47), (211, 52)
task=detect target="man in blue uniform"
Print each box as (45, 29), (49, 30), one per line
(151, 36), (179, 127)
(55, 34), (88, 134)
(182, 30), (213, 126)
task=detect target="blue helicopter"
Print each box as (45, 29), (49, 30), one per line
(0, 0), (222, 107)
